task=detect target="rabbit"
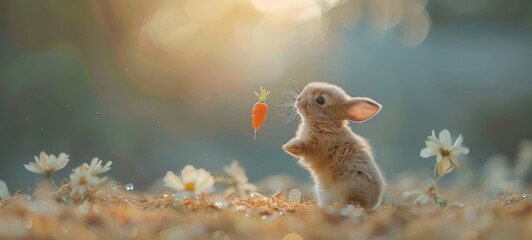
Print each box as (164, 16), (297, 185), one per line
(282, 82), (384, 210)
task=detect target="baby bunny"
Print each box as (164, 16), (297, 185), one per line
(282, 82), (384, 210)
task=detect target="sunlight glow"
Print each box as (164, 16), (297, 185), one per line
(400, 2), (431, 47)
(118, 0), (431, 93)
(144, 4), (198, 51)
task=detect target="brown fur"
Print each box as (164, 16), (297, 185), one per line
(283, 82), (384, 210)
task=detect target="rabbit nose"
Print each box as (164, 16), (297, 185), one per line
(295, 98), (302, 108)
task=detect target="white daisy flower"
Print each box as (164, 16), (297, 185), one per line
(24, 151), (70, 175)
(420, 129), (470, 176)
(223, 161), (257, 197)
(164, 165), (214, 195)
(86, 158), (112, 175)
(69, 165), (107, 198)
(0, 180), (10, 199)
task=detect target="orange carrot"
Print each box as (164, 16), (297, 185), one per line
(252, 87), (270, 140)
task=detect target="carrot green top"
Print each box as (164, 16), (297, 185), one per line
(254, 87), (270, 103)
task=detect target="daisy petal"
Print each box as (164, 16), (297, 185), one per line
(224, 186), (236, 195)
(242, 183), (257, 191)
(431, 130), (437, 140)
(39, 151), (49, 169)
(90, 158), (99, 167)
(194, 168), (209, 185)
(427, 138), (439, 147)
(181, 165), (199, 183)
(402, 189), (424, 198)
(24, 163), (43, 174)
(439, 129), (452, 147)
(0, 180), (10, 199)
(452, 146), (470, 155)
(420, 147), (438, 158)
(425, 140), (440, 149)
(164, 171), (184, 191)
(453, 134), (463, 147)
(47, 154), (58, 170)
(195, 176), (214, 193)
(415, 194), (430, 205)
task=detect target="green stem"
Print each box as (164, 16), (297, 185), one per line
(431, 181), (438, 200)
(431, 163), (444, 207)
(433, 162), (438, 184)
(49, 174), (59, 189)
(435, 175), (442, 184)
(213, 176), (236, 185)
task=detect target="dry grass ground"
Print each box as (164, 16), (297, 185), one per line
(0, 183), (531, 240)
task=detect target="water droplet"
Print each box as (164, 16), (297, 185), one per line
(96, 111), (100, 115)
(261, 214), (268, 220)
(112, 186), (117, 190)
(163, 194), (168, 198)
(277, 209), (286, 216)
(65, 104), (70, 108)
(214, 200), (228, 209)
(125, 183), (134, 191)
(244, 209), (252, 218)
(523, 194), (530, 199)
(235, 205), (246, 211)
(288, 189), (302, 202)
(25, 116), (29, 120)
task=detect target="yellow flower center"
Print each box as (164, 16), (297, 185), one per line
(79, 176), (88, 185)
(439, 147), (451, 157)
(184, 182), (196, 192)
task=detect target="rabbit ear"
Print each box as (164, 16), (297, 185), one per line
(344, 97), (382, 122)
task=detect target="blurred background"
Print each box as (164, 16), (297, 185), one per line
(1, 0), (531, 191)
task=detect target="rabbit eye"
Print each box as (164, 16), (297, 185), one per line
(316, 96), (325, 105)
